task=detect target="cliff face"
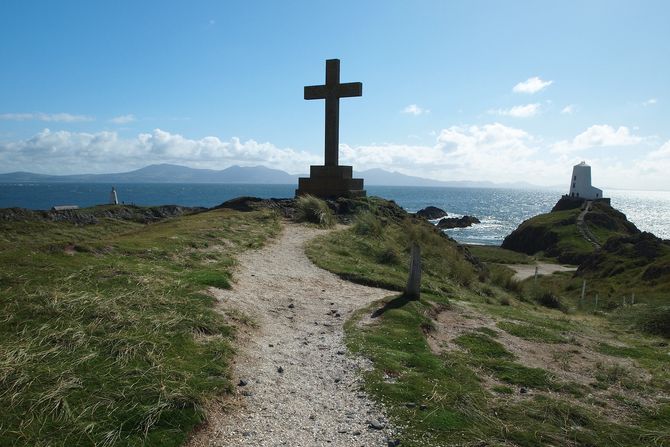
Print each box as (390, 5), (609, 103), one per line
(502, 198), (639, 264)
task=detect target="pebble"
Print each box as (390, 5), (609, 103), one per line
(419, 404), (428, 411)
(387, 440), (401, 446)
(405, 402), (416, 408)
(238, 379), (248, 387)
(520, 387), (528, 394)
(288, 303), (295, 309)
(277, 366), (284, 373)
(368, 419), (385, 430)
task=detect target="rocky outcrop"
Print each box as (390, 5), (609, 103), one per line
(436, 215), (481, 229)
(578, 232), (670, 285)
(415, 206), (447, 220)
(0, 205), (203, 225)
(502, 198), (640, 264)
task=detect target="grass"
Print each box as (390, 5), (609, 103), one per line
(315, 206), (670, 446)
(496, 321), (567, 343)
(466, 244), (534, 264)
(306, 203), (480, 295)
(0, 206), (280, 446)
(295, 194), (335, 227)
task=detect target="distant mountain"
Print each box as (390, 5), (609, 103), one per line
(0, 164), (547, 189)
(356, 168), (545, 189)
(0, 164), (298, 184)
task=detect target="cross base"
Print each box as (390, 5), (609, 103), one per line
(295, 165), (366, 199)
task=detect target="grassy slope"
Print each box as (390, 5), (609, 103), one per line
(0, 206), (280, 447)
(307, 207), (670, 446)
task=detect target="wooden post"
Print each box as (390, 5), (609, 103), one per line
(405, 242), (422, 300)
(595, 294), (599, 309)
(580, 280), (586, 304)
(631, 293), (635, 305)
(534, 266), (538, 284)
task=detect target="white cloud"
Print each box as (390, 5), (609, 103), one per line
(551, 125), (643, 153)
(490, 103), (540, 118)
(401, 104), (430, 115)
(0, 128), (319, 175)
(110, 114), (136, 124)
(340, 123), (545, 183)
(561, 105), (575, 114)
(642, 98), (658, 106)
(513, 77), (553, 94)
(0, 112), (94, 122)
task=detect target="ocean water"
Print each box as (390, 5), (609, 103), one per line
(0, 183), (667, 245)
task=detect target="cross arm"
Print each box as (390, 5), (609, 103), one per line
(337, 82), (362, 98)
(304, 85), (327, 100)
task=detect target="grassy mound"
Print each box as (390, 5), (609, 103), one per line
(310, 205), (670, 446)
(305, 198), (480, 294)
(294, 195), (335, 228)
(0, 206), (280, 446)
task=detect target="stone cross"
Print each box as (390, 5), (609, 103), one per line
(304, 59), (362, 166)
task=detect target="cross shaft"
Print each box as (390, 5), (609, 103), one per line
(304, 59), (362, 166)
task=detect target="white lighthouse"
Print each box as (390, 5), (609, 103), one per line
(568, 162), (603, 200)
(110, 187), (119, 205)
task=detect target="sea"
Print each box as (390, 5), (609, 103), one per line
(0, 183), (668, 245)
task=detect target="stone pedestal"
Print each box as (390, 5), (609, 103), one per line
(295, 165), (366, 199)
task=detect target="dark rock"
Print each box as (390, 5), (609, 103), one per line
(419, 404), (428, 411)
(520, 387), (528, 394)
(436, 215), (481, 229)
(404, 402), (417, 408)
(238, 379), (248, 387)
(288, 303), (295, 309)
(388, 440), (401, 447)
(241, 390), (253, 397)
(336, 350), (345, 355)
(277, 366), (284, 374)
(415, 206), (448, 220)
(368, 419), (384, 430)
(353, 430), (361, 436)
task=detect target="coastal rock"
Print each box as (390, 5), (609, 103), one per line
(415, 206), (447, 220)
(436, 215), (481, 229)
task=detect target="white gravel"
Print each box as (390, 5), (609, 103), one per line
(187, 222), (396, 447)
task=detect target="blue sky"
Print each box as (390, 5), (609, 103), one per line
(1, 0), (669, 189)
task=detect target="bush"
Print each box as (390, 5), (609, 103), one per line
(377, 246), (400, 265)
(534, 290), (564, 310)
(353, 210), (384, 237)
(619, 305), (670, 338)
(295, 195), (335, 228)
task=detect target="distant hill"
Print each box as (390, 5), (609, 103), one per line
(0, 163), (545, 189)
(0, 164), (298, 184)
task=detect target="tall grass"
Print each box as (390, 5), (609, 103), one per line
(295, 195), (335, 228)
(0, 207), (280, 446)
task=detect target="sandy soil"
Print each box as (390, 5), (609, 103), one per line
(506, 263), (577, 281)
(187, 223), (396, 447)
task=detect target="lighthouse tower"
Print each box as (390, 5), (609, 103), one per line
(568, 162), (603, 200)
(110, 187), (119, 205)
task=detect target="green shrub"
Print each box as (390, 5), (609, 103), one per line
(353, 210), (384, 237)
(534, 290), (564, 310)
(295, 195), (335, 228)
(377, 246), (401, 265)
(616, 305), (670, 338)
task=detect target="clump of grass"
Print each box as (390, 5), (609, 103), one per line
(497, 321), (567, 344)
(353, 210), (384, 237)
(455, 332), (513, 359)
(620, 305), (670, 338)
(295, 195), (335, 228)
(489, 265), (522, 294)
(534, 290), (565, 310)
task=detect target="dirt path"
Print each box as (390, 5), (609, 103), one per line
(506, 262), (577, 281)
(187, 223), (396, 447)
(577, 200), (601, 249)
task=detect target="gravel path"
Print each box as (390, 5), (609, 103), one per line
(507, 262), (577, 281)
(187, 223), (396, 447)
